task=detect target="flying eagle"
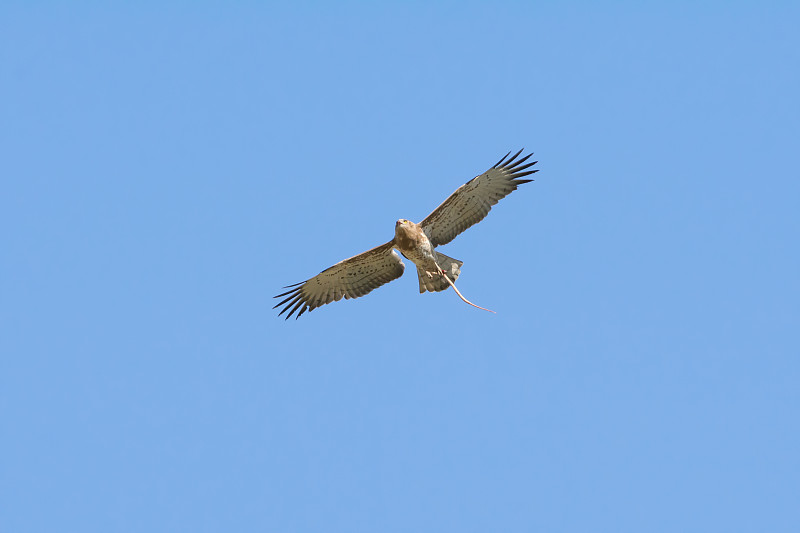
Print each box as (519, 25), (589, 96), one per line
(275, 149), (538, 319)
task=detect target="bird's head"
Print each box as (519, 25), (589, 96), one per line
(395, 219), (413, 239)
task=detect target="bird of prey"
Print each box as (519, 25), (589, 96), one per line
(274, 149), (538, 319)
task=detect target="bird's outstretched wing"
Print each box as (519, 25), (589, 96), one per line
(274, 240), (405, 319)
(421, 149), (538, 247)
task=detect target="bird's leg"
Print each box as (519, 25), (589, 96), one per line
(437, 268), (496, 314)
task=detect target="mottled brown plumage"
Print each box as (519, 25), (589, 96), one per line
(275, 149), (538, 319)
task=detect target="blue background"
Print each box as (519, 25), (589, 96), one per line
(2, 3), (798, 532)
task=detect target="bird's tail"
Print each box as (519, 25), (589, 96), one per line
(417, 252), (463, 293)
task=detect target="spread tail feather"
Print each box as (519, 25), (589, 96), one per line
(417, 252), (463, 293)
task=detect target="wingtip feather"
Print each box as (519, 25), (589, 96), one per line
(493, 150), (512, 168)
(507, 148), (525, 166)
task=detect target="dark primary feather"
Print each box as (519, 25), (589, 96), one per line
(273, 240), (405, 319)
(421, 149), (538, 247)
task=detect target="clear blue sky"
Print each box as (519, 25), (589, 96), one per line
(2, 3), (798, 532)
